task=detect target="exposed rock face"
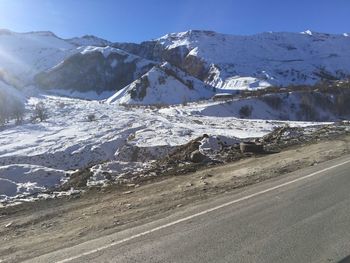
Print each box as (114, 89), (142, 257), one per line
(106, 62), (215, 105)
(190, 150), (207, 163)
(67, 35), (112, 47)
(4, 29), (350, 98)
(35, 48), (155, 93)
(113, 40), (205, 80)
(115, 30), (350, 90)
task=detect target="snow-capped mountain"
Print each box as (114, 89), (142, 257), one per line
(115, 30), (350, 89)
(35, 46), (156, 95)
(107, 62), (215, 105)
(67, 35), (112, 47)
(2, 29), (350, 202)
(1, 28), (350, 103)
(0, 29), (77, 87)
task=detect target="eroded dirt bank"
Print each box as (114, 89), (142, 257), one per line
(1, 135), (350, 263)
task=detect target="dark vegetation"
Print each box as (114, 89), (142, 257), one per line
(129, 76), (150, 100)
(32, 102), (49, 122)
(239, 105), (253, 118)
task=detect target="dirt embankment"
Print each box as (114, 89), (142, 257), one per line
(0, 129), (350, 262)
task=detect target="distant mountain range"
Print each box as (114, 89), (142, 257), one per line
(0, 28), (350, 104)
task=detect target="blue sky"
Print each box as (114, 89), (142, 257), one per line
(0, 0), (349, 43)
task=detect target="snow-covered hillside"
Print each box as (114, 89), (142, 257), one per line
(158, 30), (350, 88)
(1, 28), (350, 203)
(67, 35), (111, 47)
(119, 30), (350, 90)
(0, 29), (77, 87)
(35, 46), (156, 96)
(196, 91), (350, 121)
(107, 62), (215, 105)
(1, 28), (350, 101)
(1, 94), (325, 202)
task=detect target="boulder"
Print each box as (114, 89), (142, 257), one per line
(240, 142), (264, 153)
(190, 150), (207, 163)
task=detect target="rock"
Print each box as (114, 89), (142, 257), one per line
(5, 222), (13, 228)
(60, 168), (93, 191)
(190, 150), (207, 163)
(35, 50), (155, 93)
(240, 142), (264, 153)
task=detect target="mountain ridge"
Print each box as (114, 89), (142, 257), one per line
(1, 28), (350, 103)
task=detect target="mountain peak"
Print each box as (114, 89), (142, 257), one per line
(159, 29), (218, 40)
(67, 35), (111, 47)
(301, 29), (313, 36)
(24, 31), (59, 38)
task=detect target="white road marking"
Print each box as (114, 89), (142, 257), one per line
(55, 159), (350, 263)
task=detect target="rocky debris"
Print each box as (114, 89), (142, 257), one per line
(240, 142), (264, 153)
(261, 122), (350, 151)
(262, 126), (305, 145)
(116, 143), (177, 162)
(134, 123), (350, 182)
(190, 150), (208, 163)
(60, 169), (93, 191)
(13, 122), (349, 202)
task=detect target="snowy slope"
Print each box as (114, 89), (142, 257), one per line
(107, 62), (215, 105)
(1, 93), (327, 201)
(2, 28), (350, 98)
(0, 29), (78, 86)
(35, 46), (156, 95)
(154, 30), (350, 89)
(196, 92), (348, 121)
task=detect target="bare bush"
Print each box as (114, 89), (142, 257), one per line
(297, 94), (319, 121)
(87, 113), (96, 122)
(261, 95), (283, 110)
(32, 102), (48, 122)
(239, 105), (253, 118)
(12, 101), (25, 124)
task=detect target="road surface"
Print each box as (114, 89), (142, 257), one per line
(24, 155), (350, 263)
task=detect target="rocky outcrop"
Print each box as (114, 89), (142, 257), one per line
(113, 40), (208, 81)
(35, 48), (155, 93)
(106, 62), (215, 105)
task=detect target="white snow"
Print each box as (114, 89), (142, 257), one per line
(0, 29), (77, 86)
(107, 63), (215, 105)
(157, 30), (350, 89)
(48, 89), (115, 100)
(301, 30), (313, 36)
(0, 92), (329, 202)
(0, 29), (347, 203)
(78, 46), (139, 60)
(0, 164), (68, 201)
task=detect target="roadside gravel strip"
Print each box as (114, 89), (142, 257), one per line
(0, 135), (350, 262)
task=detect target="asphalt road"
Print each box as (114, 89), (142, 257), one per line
(25, 156), (350, 263)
